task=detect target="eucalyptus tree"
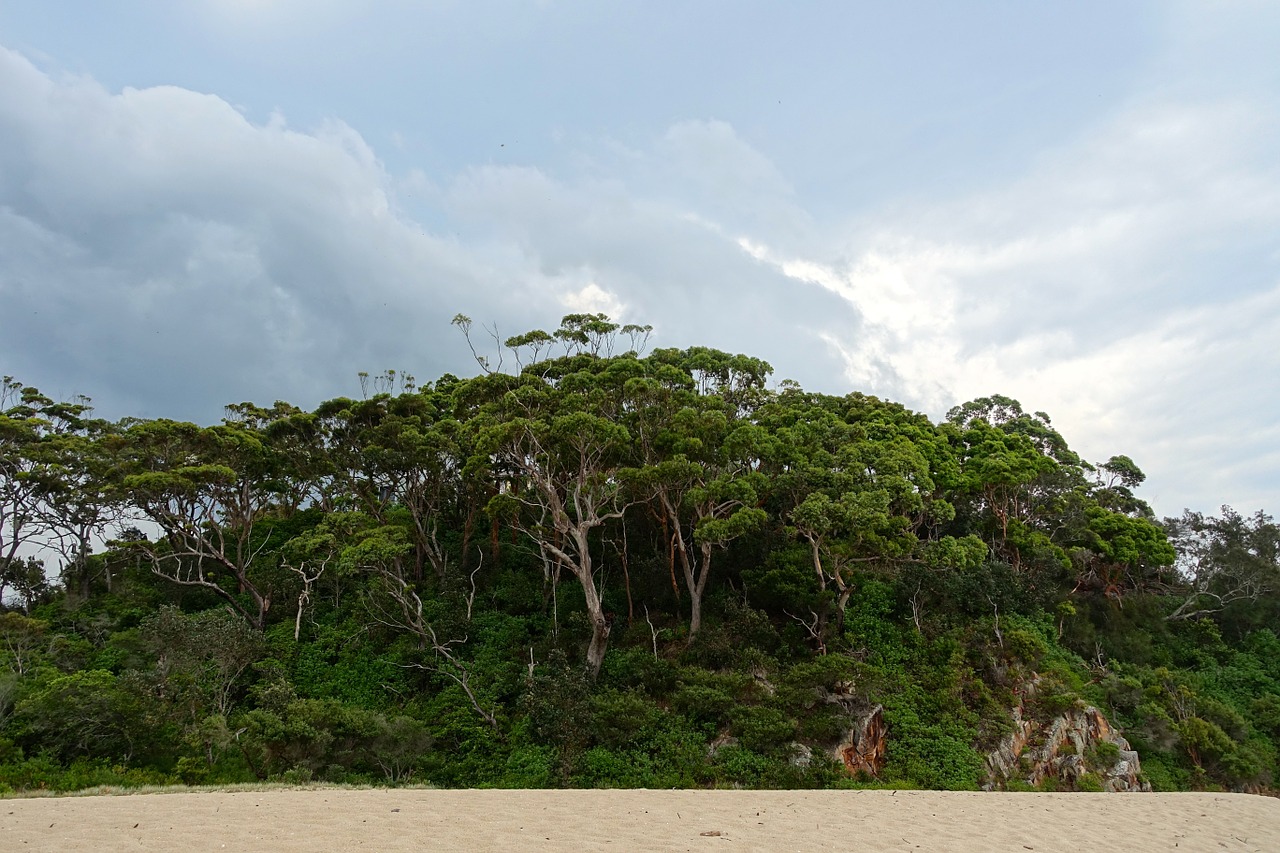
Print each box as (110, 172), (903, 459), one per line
(457, 312), (654, 375)
(947, 397), (1098, 573)
(774, 392), (960, 627)
(1064, 502), (1175, 602)
(0, 556), (50, 613)
(1164, 507), (1278, 623)
(625, 347), (772, 638)
(116, 417), (289, 629)
(223, 401), (328, 517)
(28, 416), (128, 596)
(1091, 454), (1154, 518)
(1, 377), (95, 600)
(314, 383), (466, 582)
(949, 416), (1060, 570)
(318, 509), (501, 729)
(476, 350), (647, 678)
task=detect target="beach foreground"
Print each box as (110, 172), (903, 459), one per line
(3, 789), (1279, 852)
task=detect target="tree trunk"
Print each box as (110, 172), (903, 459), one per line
(579, 568), (611, 678)
(586, 613), (610, 679)
(564, 526), (613, 679)
(689, 540), (715, 639)
(689, 585), (703, 638)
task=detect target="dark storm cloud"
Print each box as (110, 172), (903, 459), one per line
(0, 49), (867, 426)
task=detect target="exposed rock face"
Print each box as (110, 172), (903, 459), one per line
(809, 675), (1143, 789)
(812, 679), (889, 778)
(985, 697), (1150, 792)
(833, 704), (888, 778)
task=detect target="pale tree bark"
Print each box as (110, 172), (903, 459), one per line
(497, 423), (635, 679)
(365, 566), (499, 730)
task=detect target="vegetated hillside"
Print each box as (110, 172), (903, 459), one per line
(1, 315), (1277, 794)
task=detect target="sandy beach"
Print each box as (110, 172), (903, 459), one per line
(2, 788), (1278, 852)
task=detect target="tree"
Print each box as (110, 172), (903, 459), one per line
(0, 556), (50, 613)
(952, 419), (1061, 570)
(0, 611), (47, 677)
(334, 511), (500, 729)
(1, 377), (96, 602)
(477, 355), (643, 678)
(1164, 507), (1278, 622)
(15, 669), (162, 763)
(627, 348), (771, 638)
(29, 419), (127, 597)
(117, 419), (287, 629)
(141, 605), (266, 721)
(1092, 454), (1154, 517)
(314, 388), (464, 582)
(761, 391), (954, 634)
(1068, 503), (1176, 601)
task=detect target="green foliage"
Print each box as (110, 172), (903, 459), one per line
(275, 620), (406, 709)
(13, 670), (170, 764)
(673, 684), (735, 733)
(500, 740), (558, 788)
(1092, 740), (1120, 763)
(0, 358), (1276, 794)
(0, 756), (177, 794)
(731, 706), (796, 756)
(1075, 772), (1105, 792)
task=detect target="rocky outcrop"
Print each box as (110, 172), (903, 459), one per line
(985, 694), (1149, 792)
(810, 679), (889, 778)
(834, 703), (888, 778)
(801, 674), (1143, 790)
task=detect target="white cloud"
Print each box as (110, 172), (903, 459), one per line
(739, 100), (1280, 515)
(4, 35), (1277, 518)
(559, 282), (626, 318)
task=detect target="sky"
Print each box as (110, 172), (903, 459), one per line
(1, 1), (1278, 519)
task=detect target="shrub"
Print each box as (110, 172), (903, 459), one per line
(1092, 740), (1120, 764)
(672, 685), (735, 734)
(731, 706), (795, 756)
(500, 744), (558, 788)
(1075, 772), (1104, 792)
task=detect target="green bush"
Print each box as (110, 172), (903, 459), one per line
(1092, 740), (1120, 764)
(672, 685), (735, 733)
(590, 690), (659, 749)
(731, 706), (795, 756)
(882, 725), (984, 790)
(1075, 772), (1104, 792)
(500, 744), (558, 788)
(0, 756), (177, 793)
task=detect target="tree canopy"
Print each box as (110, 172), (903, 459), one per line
(0, 319), (1276, 795)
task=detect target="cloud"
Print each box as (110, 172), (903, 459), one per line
(740, 100), (1280, 515)
(0, 46), (502, 418)
(4, 36), (1275, 517)
(559, 282), (626, 317)
(0, 47), (862, 424)
(441, 153), (864, 385)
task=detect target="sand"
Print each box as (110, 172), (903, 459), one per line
(2, 788), (1278, 852)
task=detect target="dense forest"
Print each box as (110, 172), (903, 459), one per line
(1, 314), (1277, 794)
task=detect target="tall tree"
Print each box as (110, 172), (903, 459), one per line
(628, 348), (771, 637)
(475, 340), (646, 677)
(778, 393), (953, 623)
(1, 377), (94, 603)
(315, 387), (464, 582)
(117, 418), (287, 629)
(1164, 507), (1278, 622)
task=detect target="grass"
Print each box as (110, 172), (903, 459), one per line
(1, 781), (438, 799)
